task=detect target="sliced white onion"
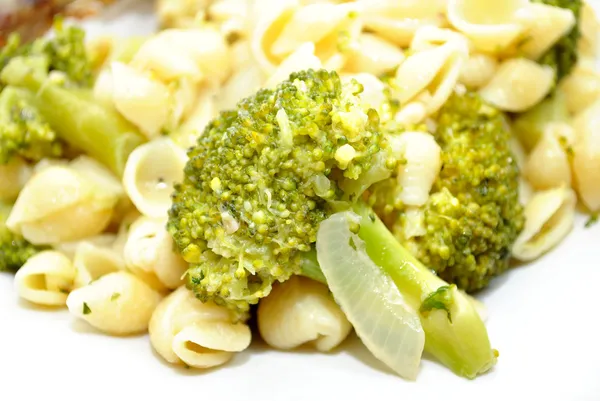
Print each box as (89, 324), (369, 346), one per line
(316, 211), (425, 380)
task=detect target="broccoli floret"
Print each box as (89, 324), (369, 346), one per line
(533, 0), (583, 82)
(0, 86), (64, 164)
(373, 92), (525, 293)
(0, 24), (146, 176)
(0, 203), (45, 272)
(169, 69), (392, 316)
(169, 69), (497, 378)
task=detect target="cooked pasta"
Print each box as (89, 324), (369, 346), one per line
(14, 251), (76, 306)
(512, 186), (577, 262)
(518, 3), (576, 60)
(358, 0), (447, 47)
(560, 59), (600, 115)
(66, 271), (163, 336)
(131, 28), (231, 84)
(55, 234), (117, 260)
(257, 276), (352, 352)
(393, 36), (468, 115)
(579, 1), (600, 58)
(149, 286), (252, 368)
(123, 216), (188, 290)
(72, 241), (124, 289)
(524, 123), (574, 191)
(6, 158), (122, 245)
(572, 100), (600, 212)
(447, 0), (528, 53)
(110, 62), (172, 139)
(479, 58), (554, 112)
(265, 42), (322, 88)
(344, 33), (404, 77)
(458, 53), (498, 90)
(389, 131), (442, 207)
(122, 138), (188, 219)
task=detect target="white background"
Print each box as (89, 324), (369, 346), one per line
(1, 1), (600, 400)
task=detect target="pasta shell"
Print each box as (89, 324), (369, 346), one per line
(122, 138), (188, 219)
(93, 68), (114, 108)
(447, 0), (529, 53)
(394, 39), (467, 114)
(560, 59), (600, 116)
(173, 85), (219, 149)
(149, 286), (249, 369)
(14, 251), (76, 306)
(388, 131), (442, 207)
(358, 0), (447, 47)
(6, 160), (120, 245)
(110, 61), (171, 139)
(208, 0), (249, 38)
(131, 28), (231, 84)
(265, 42), (322, 89)
(123, 216), (188, 290)
(572, 101), (600, 212)
(0, 156), (31, 202)
(518, 3), (576, 60)
(512, 186), (576, 262)
(257, 276), (352, 352)
(55, 234), (118, 260)
(112, 209), (143, 257)
(249, 0), (299, 73)
(479, 58), (554, 112)
(344, 33), (405, 77)
(172, 321), (252, 368)
(458, 53), (498, 89)
(524, 123), (574, 190)
(73, 242), (125, 289)
(270, 2), (360, 60)
(66, 271), (163, 336)
(579, 2), (600, 58)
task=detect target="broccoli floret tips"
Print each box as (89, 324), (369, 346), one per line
(168, 69), (392, 316)
(0, 19), (146, 175)
(168, 68), (508, 378)
(0, 203), (46, 273)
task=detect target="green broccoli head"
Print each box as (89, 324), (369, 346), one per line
(1, 18), (93, 89)
(0, 86), (64, 164)
(168, 69), (394, 317)
(532, 0), (583, 82)
(373, 92), (525, 293)
(0, 203), (46, 272)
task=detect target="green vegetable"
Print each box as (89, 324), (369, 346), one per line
(351, 203), (497, 379)
(168, 69), (394, 318)
(371, 92), (525, 293)
(0, 202), (46, 272)
(0, 19), (146, 175)
(82, 302), (92, 315)
(1, 56), (146, 177)
(0, 86), (64, 164)
(585, 214), (598, 228)
(532, 0), (583, 83)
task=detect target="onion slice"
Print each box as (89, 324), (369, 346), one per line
(316, 211), (425, 380)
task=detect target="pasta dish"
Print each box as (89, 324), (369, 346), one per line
(1, 0), (599, 381)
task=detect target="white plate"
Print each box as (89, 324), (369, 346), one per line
(1, 2), (600, 400)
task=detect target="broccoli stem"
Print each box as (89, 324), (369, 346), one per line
(351, 202), (497, 379)
(299, 248), (327, 285)
(1, 57), (146, 176)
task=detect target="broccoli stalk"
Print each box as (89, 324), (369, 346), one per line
(1, 56), (145, 176)
(352, 202), (496, 379)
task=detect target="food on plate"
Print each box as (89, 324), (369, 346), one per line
(1, 0), (599, 382)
